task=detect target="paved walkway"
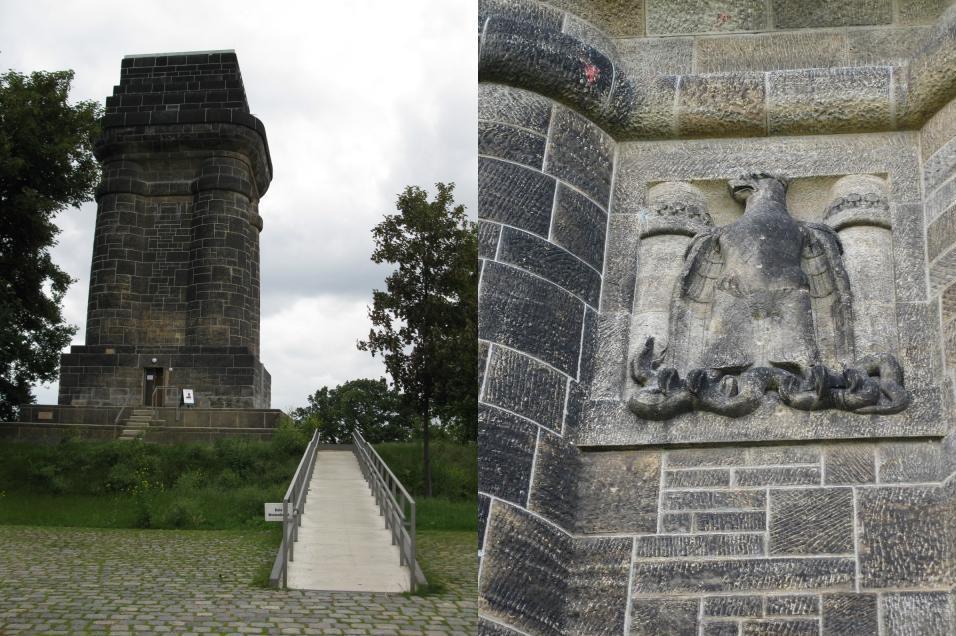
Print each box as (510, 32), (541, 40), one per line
(0, 526), (477, 635)
(288, 450), (409, 592)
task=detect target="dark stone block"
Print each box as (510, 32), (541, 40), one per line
(551, 184), (609, 271)
(661, 513), (692, 533)
(483, 346), (567, 430)
(769, 488), (854, 555)
(771, 0), (892, 28)
(479, 17), (614, 116)
(544, 108), (614, 207)
(478, 261), (584, 377)
(479, 493), (491, 551)
(634, 534), (764, 558)
(478, 83), (553, 133)
(498, 226), (602, 307)
(821, 594), (878, 635)
(478, 221), (501, 259)
(741, 620), (818, 635)
(696, 511), (766, 532)
(766, 595), (819, 616)
(479, 121), (546, 169)
(629, 598), (699, 635)
(824, 445), (876, 485)
(858, 485), (952, 588)
(478, 157), (556, 238)
(702, 624), (739, 636)
(479, 340), (490, 390)
(882, 592), (956, 635)
(477, 405), (537, 506)
(668, 448), (747, 467)
(478, 0), (564, 33)
(477, 617), (523, 635)
(703, 595), (763, 618)
(631, 557), (855, 594)
(664, 490), (766, 511)
(735, 467), (820, 487)
(576, 450), (661, 534)
(528, 427), (579, 530)
(566, 536), (632, 635)
(878, 441), (942, 483)
(665, 468), (731, 488)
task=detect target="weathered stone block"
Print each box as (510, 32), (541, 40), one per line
(848, 26), (931, 67)
(821, 594), (878, 635)
(898, 0), (949, 25)
(771, 0), (892, 28)
(767, 67), (893, 135)
(745, 446), (819, 466)
(615, 37), (694, 79)
(702, 624), (739, 636)
(477, 405), (537, 505)
(478, 82), (553, 133)
(528, 427), (579, 530)
(878, 442), (943, 483)
(478, 0), (564, 32)
(741, 620), (818, 635)
(478, 157), (555, 238)
(544, 107), (615, 207)
(483, 346), (567, 430)
(662, 512), (693, 532)
(676, 73), (766, 137)
(735, 466), (820, 487)
(769, 488), (854, 555)
(548, 0), (646, 38)
(645, 0), (767, 35)
(695, 31), (847, 73)
(858, 485), (952, 588)
(629, 598), (699, 636)
(477, 617), (523, 635)
(478, 261), (584, 376)
(601, 213), (641, 313)
(498, 226), (602, 307)
(566, 536), (632, 635)
(695, 511), (766, 532)
(882, 591), (956, 635)
(664, 489), (766, 511)
(551, 184), (608, 271)
(665, 468), (731, 488)
(703, 595), (762, 617)
(634, 533), (764, 558)
(479, 121), (547, 169)
(824, 445), (876, 485)
(576, 450), (661, 534)
(631, 557), (855, 594)
(667, 447), (746, 467)
(478, 221), (501, 260)
(766, 595), (819, 616)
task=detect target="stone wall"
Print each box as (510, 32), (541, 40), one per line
(58, 51), (273, 409)
(478, 1), (956, 634)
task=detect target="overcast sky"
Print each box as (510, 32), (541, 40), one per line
(0, 0), (477, 412)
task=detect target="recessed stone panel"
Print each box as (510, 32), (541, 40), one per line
(576, 450), (661, 534)
(478, 157), (556, 238)
(769, 488), (854, 555)
(477, 405), (537, 506)
(478, 261), (584, 377)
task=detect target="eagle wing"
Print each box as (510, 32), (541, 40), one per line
(801, 222), (855, 363)
(665, 229), (724, 369)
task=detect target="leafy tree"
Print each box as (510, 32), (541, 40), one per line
(0, 70), (101, 420)
(292, 378), (414, 444)
(358, 183), (477, 497)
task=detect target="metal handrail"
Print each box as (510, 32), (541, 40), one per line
(149, 385), (179, 407)
(351, 430), (426, 592)
(269, 429), (320, 588)
(112, 406), (127, 437)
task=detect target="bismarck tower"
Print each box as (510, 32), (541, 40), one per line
(58, 50), (273, 409)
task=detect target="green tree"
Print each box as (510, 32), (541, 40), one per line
(358, 183), (477, 497)
(292, 378), (414, 444)
(0, 70), (101, 420)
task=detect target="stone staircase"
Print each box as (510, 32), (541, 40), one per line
(117, 408), (156, 441)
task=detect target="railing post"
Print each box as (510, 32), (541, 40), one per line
(410, 501), (416, 593)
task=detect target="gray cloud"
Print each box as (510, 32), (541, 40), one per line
(4, 0), (477, 410)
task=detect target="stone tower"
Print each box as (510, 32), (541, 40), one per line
(58, 50), (273, 409)
(478, 1), (956, 634)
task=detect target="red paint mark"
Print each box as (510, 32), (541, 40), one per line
(715, 12), (731, 27)
(582, 61), (601, 86)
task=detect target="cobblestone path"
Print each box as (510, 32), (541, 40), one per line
(0, 526), (477, 635)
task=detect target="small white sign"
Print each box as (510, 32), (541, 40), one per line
(182, 389), (195, 405)
(264, 503), (284, 522)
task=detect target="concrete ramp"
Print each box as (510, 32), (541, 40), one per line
(286, 449), (411, 592)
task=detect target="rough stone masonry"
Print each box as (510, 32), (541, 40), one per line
(57, 50), (273, 409)
(477, 1), (956, 634)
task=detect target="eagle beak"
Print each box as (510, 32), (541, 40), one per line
(729, 179), (754, 202)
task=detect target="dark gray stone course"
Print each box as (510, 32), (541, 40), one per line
(497, 226), (602, 307)
(665, 468), (731, 488)
(528, 427), (580, 531)
(735, 466), (821, 487)
(821, 593), (878, 635)
(771, 0), (893, 28)
(696, 511), (766, 532)
(629, 597), (699, 636)
(878, 441), (943, 483)
(634, 533), (764, 558)
(662, 513), (693, 533)
(882, 591), (956, 635)
(702, 624), (739, 636)
(478, 261), (584, 377)
(741, 620), (818, 635)
(478, 157), (556, 238)
(664, 489), (766, 511)
(703, 595), (763, 618)
(478, 220), (502, 260)
(766, 595), (819, 616)
(824, 445), (876, 485)
(483, 346), (567, 431)
(478, 82), (553, 134)
(479, 121), (547, 169)
(477, 405), (537, 506)
(631, 557), (855, 594)
(544, 108), (615, 208)
(577, 450), (661, 534)
(551, 184), (609, 272)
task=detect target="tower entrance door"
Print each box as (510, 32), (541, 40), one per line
(143, 368), (164, 406)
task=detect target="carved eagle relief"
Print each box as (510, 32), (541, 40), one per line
(630, 174), (910, 420)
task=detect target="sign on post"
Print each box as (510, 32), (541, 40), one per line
(182, 388), (194, 405)
(264, 503), (284, 522)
